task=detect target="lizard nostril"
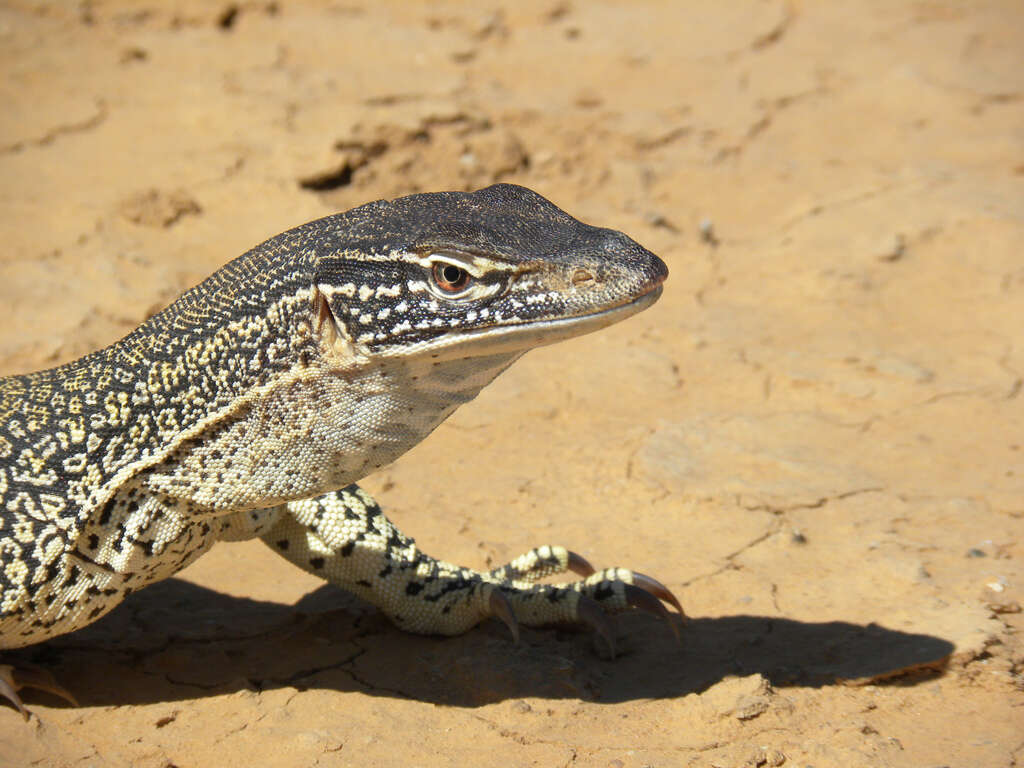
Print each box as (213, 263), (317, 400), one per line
(571, 268), (596, 287)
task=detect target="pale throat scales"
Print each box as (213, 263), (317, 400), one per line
(276, 346), (526, 496)
(139, 299), (525, 518)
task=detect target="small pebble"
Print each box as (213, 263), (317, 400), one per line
(646, 212), (679, 233)
(877, 232), (905, 262)
(699, 218), (719, 246)
(511, 699), (532, 714)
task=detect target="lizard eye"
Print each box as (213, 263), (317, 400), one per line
(431, 262), (472, 293)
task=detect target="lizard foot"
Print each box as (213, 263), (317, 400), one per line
(0, 664), (79, 720)
(263, 492), (683, 655)
(482, 551), (684, 656)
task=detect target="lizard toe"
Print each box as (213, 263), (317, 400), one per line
(566, 550), (597, 577)
(487, 587), (521, 644)
(576, 594), (617, 658)
(0, 664), (78, 721)
(629, 571), (686, 619)
(624, 584), (680, 643)
(0, 666), (29, 721)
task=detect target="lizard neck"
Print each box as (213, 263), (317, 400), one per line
(137, 348), (524, 513)
(320, 348), (526, 477)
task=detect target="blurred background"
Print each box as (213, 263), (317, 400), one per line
(1, 2), (1022, 766)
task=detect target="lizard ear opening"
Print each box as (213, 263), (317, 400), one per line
(311, 285), (362, 365)
(312, 285), (336, 343)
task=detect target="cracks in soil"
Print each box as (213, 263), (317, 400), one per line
(279, 644), (367, 689)
(775, 175), (951, 238)
(769, 582), (782, 614)
(335, 636), (417, 699)
(738, 487), (885, 516)
(51, 604), (426, 708)
(750, 2), (797, 52)
(469, 710), (763, 758)
(271, 631), (419, 701)
(680, 487), (885, 591)
(1009, 738), (1024, 767)
(1, 100), (109, 154)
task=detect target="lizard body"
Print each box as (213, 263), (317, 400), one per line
(0, 184), (675, 715)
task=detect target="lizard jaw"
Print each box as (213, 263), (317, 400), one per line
(381, 282), (664, 361)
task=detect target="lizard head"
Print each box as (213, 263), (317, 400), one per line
(311, 184), (667, 361)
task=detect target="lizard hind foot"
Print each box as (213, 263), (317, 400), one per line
(0, 664), (79, 720)
(260, 497), (683, 654)
(486, 549), (684, 653)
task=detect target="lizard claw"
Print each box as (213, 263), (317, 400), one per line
(566, 550), (597, 577)
(624, 584), (680, 643)
(0, 664), (78, 720)
(488, 588), (520, 644)
(0, 667), (29, 721)
(631, 571), (686, 619)
(577, 594), (617, 658)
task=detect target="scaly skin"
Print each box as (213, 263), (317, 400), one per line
(0, 184), (677, 717)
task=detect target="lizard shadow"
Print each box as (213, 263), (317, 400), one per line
(20, 579), (954, 709)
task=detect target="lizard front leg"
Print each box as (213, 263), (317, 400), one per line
(260, 485), (682, 653)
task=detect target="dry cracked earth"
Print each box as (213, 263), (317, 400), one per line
(1, 1), (1022, 766)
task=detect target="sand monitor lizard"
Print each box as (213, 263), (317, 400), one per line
(0, 183), (679, 717)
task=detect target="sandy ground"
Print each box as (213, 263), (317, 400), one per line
(1, 1), (1022, 766)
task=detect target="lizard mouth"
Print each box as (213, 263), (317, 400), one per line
(393, 278), (666, 360)
(526, 279), (664, 335)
